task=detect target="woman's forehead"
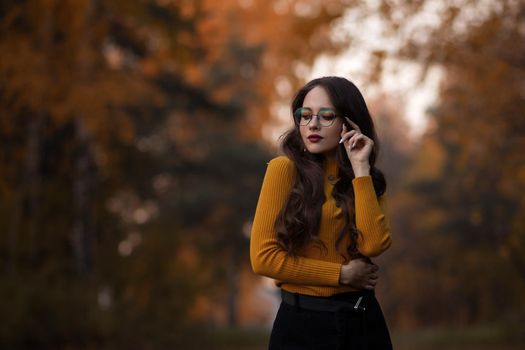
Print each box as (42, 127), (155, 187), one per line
(302, 86), (333, 108)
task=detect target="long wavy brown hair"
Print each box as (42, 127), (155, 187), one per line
(275, 76), (386, 259)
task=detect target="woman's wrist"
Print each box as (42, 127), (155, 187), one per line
(339, 264), (350, 285)
(352, 162), (370, 177)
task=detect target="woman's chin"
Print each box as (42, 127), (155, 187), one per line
(305, 144), (337, 155)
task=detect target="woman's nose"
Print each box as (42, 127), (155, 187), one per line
(308, 115), (321, 129)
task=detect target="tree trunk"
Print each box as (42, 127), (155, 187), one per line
(70, 0), (100, 277)
(26, 113), (42, 266)
(227, 239), (241, 327)
(6, 192), (22, 274)
(6, 113), (43, 273)
(71, 117), (97, 276)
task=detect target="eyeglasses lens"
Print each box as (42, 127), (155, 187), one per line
(295, 108), (336, 127)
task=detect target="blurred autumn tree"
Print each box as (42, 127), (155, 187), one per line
(375, 0), (525, 329)
(0, 0), (350, 347)
(3, 0), (523, 346)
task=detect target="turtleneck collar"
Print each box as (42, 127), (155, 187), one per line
(324, 157), (339, 184)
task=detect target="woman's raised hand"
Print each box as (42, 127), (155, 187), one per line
(339, 117), (373, 177)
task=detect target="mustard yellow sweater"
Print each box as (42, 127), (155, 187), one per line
(250, 156), (392, 297)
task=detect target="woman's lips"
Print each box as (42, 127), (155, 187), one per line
(307, 135), (323, 143)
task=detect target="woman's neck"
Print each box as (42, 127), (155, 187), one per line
(323, 149), (337, 162)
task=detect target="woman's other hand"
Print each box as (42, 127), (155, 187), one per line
(339, 257), (379, 290)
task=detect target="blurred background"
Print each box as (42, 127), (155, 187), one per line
(1, 0), (524, 349)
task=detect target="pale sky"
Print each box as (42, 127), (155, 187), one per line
(263, 53), (442, 145)
(263, 0), (500, 144)
(262, 2), (444, 144)
(309, 54), (442, 138)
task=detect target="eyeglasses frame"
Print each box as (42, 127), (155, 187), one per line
(294, 107), (341, 128)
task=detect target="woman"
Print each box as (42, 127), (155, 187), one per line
(250, 76), (393, 349)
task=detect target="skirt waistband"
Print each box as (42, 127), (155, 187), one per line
(281, 289), (369, 313)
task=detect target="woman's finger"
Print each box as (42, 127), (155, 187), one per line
(339, 130), (358, 144)
(345, 117), (362, 133)
(347, 133), (363, 150)
(340, 123), (346, 138)
(348, 133), (373, 150)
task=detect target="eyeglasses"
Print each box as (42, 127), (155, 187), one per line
(294, 107), (338, 127)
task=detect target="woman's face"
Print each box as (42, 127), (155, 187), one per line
(299, 86), (343, 157)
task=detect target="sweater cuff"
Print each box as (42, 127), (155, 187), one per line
(352, 175), (373, 189)
(311, 261), (342, 286)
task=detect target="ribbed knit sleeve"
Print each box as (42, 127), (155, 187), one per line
(250, 156), (342, 287)
(352, 176), (392, 257)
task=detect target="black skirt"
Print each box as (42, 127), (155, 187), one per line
(269, 290), (392, 350)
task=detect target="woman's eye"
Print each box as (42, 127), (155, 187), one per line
(320, 113), (336, 120)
